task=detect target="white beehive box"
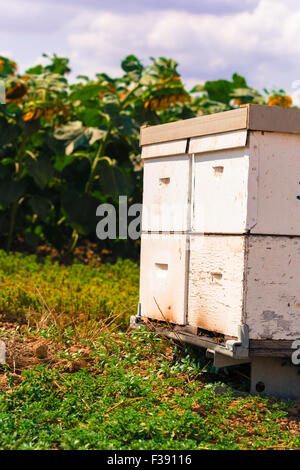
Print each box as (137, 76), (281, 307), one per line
(142, 108), (300, 235)
(139, 104), (300, 348)
(140, 233), (300, 341)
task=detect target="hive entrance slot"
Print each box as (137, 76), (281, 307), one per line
(155, 263), (168, 270)
(211, 272), (223, 282)
(155, 262), (168, 279)
(159, 177), (170, 186)
(213, 166), (224, 177)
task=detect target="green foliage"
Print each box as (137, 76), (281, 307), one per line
(190, 72), (265, 110)
(0, 250), (139, 326)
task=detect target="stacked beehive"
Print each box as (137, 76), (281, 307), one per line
(139, 104), (300, 349)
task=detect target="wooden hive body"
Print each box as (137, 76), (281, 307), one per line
(139, 104), (300, 346)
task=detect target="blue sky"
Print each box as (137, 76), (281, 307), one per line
(1, 0), (300, 102)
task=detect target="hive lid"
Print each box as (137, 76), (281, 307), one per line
(140, 104), (300, 146)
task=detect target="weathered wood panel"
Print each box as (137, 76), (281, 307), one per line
(189, 130), (248, 154)
(249, 339), (293, 357)
(249, 131), (300, 235)
(246, 134), (259, 231)
(188, 235), (245, 337)
(192, 149), (249, 233)
(139, 234), (188, 324)
(248, 104), (300, 135)
(245, 236), (300, 340)
(141, 139), (187, 159)
(140, 107), (248, 145)
(140, 105), (300, 146)
(142, 155), (191, 232)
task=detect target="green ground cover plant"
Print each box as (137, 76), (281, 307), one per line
(0, 250), (139, 327)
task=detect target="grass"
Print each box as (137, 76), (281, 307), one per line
(0, 250), (139, 327)
(0, 250), (299, 450)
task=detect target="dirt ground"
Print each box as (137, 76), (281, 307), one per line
(0, 320), (94, 392)
(1, 237), (114, 266)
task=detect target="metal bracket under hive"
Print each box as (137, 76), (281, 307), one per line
(207, 325), (250, 367)
(130, 314), (250, 366)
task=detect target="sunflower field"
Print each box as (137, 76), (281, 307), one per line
(0, 54), (294, 256)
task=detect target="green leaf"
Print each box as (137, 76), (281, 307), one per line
(0, 164), (11, 180)
(0, 180), (26, 209)
(101, 94), (120, 118)
(61, 189), (99, 235)
(0, 56), (16, 76)
(79, 108), (104, 127)
(25, 154), (55, 189)
(28, 197), (51, 223)
(230, 87), (264, 104)
(70, 83), (105, 102)
(76, 75), (90, 82)
(65, 127), (106, 155)
(53, 121), (83, 141)
(199, 99), (229, 114)
(190, 84), (205, 93)
(230, 88), (260, 99)
(54, 154), (77, 172)
(112, 113), (138, 136)
(25, 64), (44, 75)
(43, 53), (71, 75)
(24, 230), (41, 248)
(53, 121), (106, 155)
(33, 72), (68, 94)
(121, 55), (143, 74)
(31, 132), (45, 148)
(4, 102), (21, 116)
(122, 55), (144, 83)
(96, 159), (134, 200)
(0, 117), (20, 146)
(232, 73), (248, 88)
(203, 79), (233, 104)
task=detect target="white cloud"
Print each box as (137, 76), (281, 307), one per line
(65, 0), (300, 96)
(67, 11), (155, 78)
(1, 0), (300, 98)
(0, 50), (12, 57)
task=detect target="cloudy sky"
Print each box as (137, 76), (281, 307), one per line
(1, 0), (300, 100)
